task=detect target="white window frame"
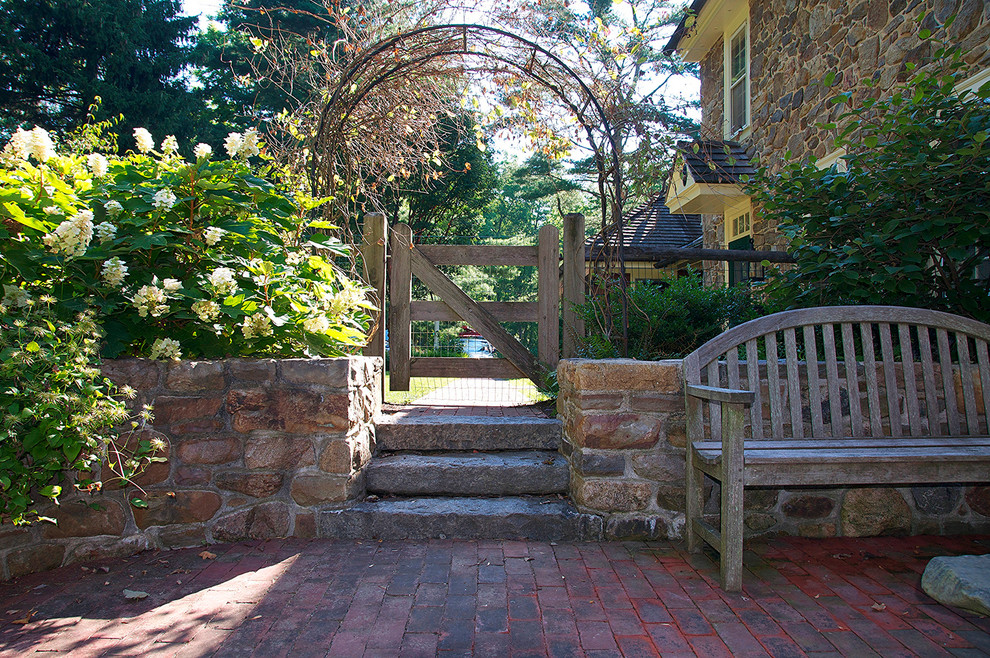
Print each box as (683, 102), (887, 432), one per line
(723, 15), (750, 139)
(726, 200), (752, 242)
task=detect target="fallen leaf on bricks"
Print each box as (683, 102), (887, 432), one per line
(12, 611), (35, 624)
(199, 550), (217, 560)
(123, 590), (148, 601)
(871, 603), (887, 612)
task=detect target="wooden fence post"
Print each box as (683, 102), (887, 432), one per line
(389, 223), (412, 391)
(538, 223), (560, 372)
(361, 212), (387, 362)
(562, 213), (585, 359)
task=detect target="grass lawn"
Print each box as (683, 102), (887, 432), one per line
(383, 372), (458, 405)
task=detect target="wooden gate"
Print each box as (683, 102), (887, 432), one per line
(381, 214), (585, 391)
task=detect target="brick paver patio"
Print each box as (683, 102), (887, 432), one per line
(1, 535), (988, 657)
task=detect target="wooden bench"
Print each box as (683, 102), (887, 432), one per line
(683, 306), (990, 591)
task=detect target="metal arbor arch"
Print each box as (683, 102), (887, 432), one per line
(310, 23), (625, 234)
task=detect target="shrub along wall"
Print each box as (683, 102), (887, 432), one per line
(557, 358), (990, 541)
(0, 357), (381, 581)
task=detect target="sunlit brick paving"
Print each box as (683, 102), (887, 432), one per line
(1, 535), (988, 657)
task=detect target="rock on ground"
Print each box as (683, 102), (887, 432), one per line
(921, 554), (990, 616)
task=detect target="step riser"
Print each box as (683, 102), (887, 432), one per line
(376, 417), (561, 452)
(367, 452), (568, 496)
(319, 498), (603, 541)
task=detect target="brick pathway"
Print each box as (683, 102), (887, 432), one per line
(1, 535), (988, 657)
(387, 378), (552, 418)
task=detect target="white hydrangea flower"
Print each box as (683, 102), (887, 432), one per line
(193, 143), (213, 160)
(207, 267), (237, 296)
(149, 337), (182, 361)
(204, 227), (224, 246)
(241, 314), (273, 339)
(153, 188), (177, 210)
(133, 128), (155, 154)
(44, 205), (60, 216)
(161, 135), (179, 155)
(162, 278), (182, 292)
(328, 281), (366, 318)
(286, 249), (308, 266)
(87, 153), (108, 177)
(238, 128), (260, 158)
(3, 126), (57, 162)
(95, 221), (117, 243)
(223, 132), (243, 158)
(132, 285), (169, 318)
(42, 208), (94, 258)
(101, 257), (128, 286)
(191, 299), (221, 322)
(302, 316), (330, 334)
(2, 285), (31, 308)
(104, 200), (123, 216)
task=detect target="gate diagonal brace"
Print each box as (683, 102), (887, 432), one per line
(407, 246), (541, 385)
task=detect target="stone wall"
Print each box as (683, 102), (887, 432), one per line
(557, 358), (990, 541)
(0, 357), (381, 581)
(696, 0), (990, 253)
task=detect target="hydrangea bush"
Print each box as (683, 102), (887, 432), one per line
(0, 126), (372, 360)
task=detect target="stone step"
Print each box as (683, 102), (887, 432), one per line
(376, 416), (561, 452)
(319, 497), (603, 541)
(367, 451), (568, 496)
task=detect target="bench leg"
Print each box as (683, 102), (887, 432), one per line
(719, 401), (747, 592)
(685, 446), (704, 553)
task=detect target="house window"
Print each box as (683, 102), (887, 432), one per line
(726, 205), (759, 285)
(728, 23), (749, 136)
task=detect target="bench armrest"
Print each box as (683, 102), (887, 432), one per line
(685, 384), (755, 406)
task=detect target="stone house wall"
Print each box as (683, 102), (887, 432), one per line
(695, 0), (990, 253)
(0, 357), (381, 581)
(557, 358), (990, 541)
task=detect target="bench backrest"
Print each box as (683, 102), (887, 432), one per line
(683, 306), (990, 441)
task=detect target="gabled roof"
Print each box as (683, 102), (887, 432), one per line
(586, 194), (702, 257)
(664, 0), (709, 54)
(677, 140), (756, 185)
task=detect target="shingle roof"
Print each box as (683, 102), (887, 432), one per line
(586, 194), (702, 256)
(677, 140), (756, 185)
(663, 0), (710, 54)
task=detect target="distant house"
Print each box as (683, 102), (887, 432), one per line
(585, 194), (702, 285)
(663, 0), (990, 284)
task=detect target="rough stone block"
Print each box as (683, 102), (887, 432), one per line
(656, 484), (687, 513)
(65, 535), (149, 564)
(630, 452), (684, 483)
(43, 499), (126, 539)
(573, 477), (652, 512)
(214, 471), (284, 498)
(578, 414), (661, 450)
(228, 359), (276, 383)
(176, 436), (241, 465)
(153, 396), (223, 426)
(745, 489), (780, 512)
(6, 544), (65, 578)
(244, 436), (315, 470)
(165, 361), (225, 393)
(798, 522), (837, 538)
(227, 389), (350, 433)
(575, 393), (623, 411)
(782, 495), (834, 519)
(212, 501), (290, 542)
(0, 524), (32, 551)
(575, 451), (626, 477)
(319, 440), (353, 475)
(281, 358), (349, 386)
(131, 490), (222, 529)
(294, 512), (317, 539)
(157, 524), (207, 549)
(605, 515), (670, 540)
(922, 554), (990, 617)
(174, 466), (211, 486)
(559, 359), (681, 393)
(290, 474), (353, 506)
(840, 488), (911, 537)
(744, 513), (777, 533)
(628, 394), (685, 413)
(101, 359), (161, 392)
(912, 486), (962, 515)
(966, 486), (990, 517)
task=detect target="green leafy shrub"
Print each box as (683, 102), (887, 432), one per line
(0, 125), (371, 359)
(0, 298), (160, 524)
(578, 273), (762, 360)
(752, 33), (990, 322)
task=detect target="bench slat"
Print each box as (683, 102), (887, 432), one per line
(918, 327), (941, 434)
(898, 324), (923, 436)
(959, 336), (979, 435)
(978, 340), (990, 435)
(938, 328), (961, 435)
(879, 323), (902, 437)
(743, 461), (990, 487)
(860, 323), (883, 437)
(691, 436), (990, 451)
(766, 332), (784, 439)
(841, 323), (864, 437)
(784, 328), (804, 439)
(746, 339), (764, 439)
(822, 324), (844, 436)
(707, 360), (721, 440)
(695, 445), (990, 464)
(803, 326), (825, 437)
